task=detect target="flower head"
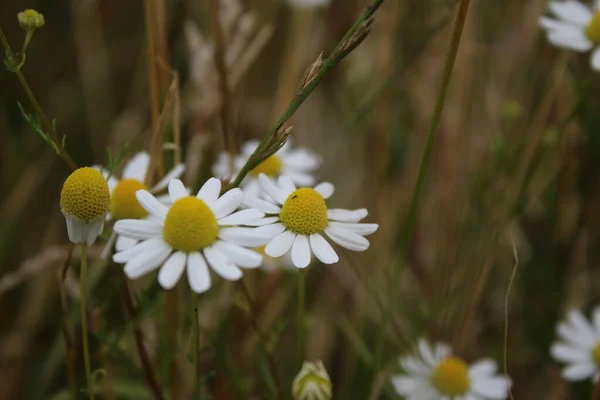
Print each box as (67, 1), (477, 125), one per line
(392, 339), (511, 400)
(539, 0), (600, 70)
(60, 167), (110, 245)
(213, 140), (321, 199)
(550, 307), (600, 381)
(245, 174), (378, 269)
(112, 178), (271, 293)
(18, 9), (44, 30)
(292, 360), (332, 400)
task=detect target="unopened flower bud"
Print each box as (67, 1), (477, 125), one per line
(18, 9), (45, 31)
(292, 360), (332, 400)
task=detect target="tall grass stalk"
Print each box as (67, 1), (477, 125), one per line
(191, 293), (201, 400)
(79, 243), (95, 400)
(296, 268), (306, 366)
(371, 0), (472, 386)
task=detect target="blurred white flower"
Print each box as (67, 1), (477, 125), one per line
(551, 307), (600, 381)
(539, 0), (600, 70)
(392, 339), (511, 400)
(287, 0), (331, 10)
(292, 360), (332, 400)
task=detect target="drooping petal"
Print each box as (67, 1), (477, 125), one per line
(136, 190), (168, 221)
(324, 227), (370, 251)
(158, 251), (187, 289)
(123, 240), (171, 279)
(265, 230), (296, 257)
(123, 152), (150, 181)
(203, 246), (243, 280)
(187, 252), (211, 293)
(115, 235), (138, 252)
(309, 234), (339, 264)
(291, 234), (311, 268)
(213, 240), (262, 268)
(113, 237), (167, 263)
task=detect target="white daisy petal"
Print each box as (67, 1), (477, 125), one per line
(539, 16), (582, 33)
(277, 175), (297, 197)
(244, 216), (281, 226)
(124, 240), (171, 279)
(151, 164), (185, 192)
(136, 190), (168, 221)
(314, 182), (334, 199)
(258, 174), (288, 204)
(557, 321), (594, 348)
(218, 209), (265, 226)
(284, 149), (321, 170)
(469, 359), (498, 379)
(327, 208), (368, 222)
(123, 152), (150, 181)
(549, 1), (593, 26)
(213, 240), (263, 268)
(471, 377), (511, 399)
(187, 252), (211, 293)
(548, 31), (593, 51)
(391, 376), (428, 395)
(113, 237), (166, 263)
(115, 235), (138, 252)
(241, 140), (260, 154)
(324, 226), (370, 251)
(114, 219), (163, 240)
(433, 343), (452, 362)
(562, 362), (597, 381)
(158, 251), (187, 289)
(418, 339), (436, 366)
(401, 356), (431, 376)
(197, 178), (222, 204)
(551, 343), (593, 363)
(291, 234), (311, 268)
(211, 188), (245, 219)
(593, 306), (600, 332)
(168, 179), (188, 203)
(243, 195), (282, 214)
(328, 221), (379, 236)
(591, 47), (600, 70)
(218, 227), (272, 247)
(568, 310), (598, 344)
(265, 230), (296, 257)
(285, 171), (315, 187)
(203, 246), (243, 280)
(254, 222), (286, 237)
(309, 233), (339, 264)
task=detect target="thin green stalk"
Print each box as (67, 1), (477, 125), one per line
(296, 268), (306, 366)
(0, 26), (77, 170)
(225, 0), (386, 191)
(80, 243), (95, 400)
(191, 293), (200, 400)
(371, 0), (472, 383)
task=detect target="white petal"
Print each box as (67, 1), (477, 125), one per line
(325, 226), (370, 251)
(539, 16), (582, 34)
(568, 310), (598, 344)
(123, 152), (150, 181)
(211, 188), (244, 219)
(113, 219), (163, 240)
(327, 208), (368, 222)
(115, 235), (138, 252)
(197, 178), (222, 204)
(254, 222), (286, 237)
(285, 171), (315, 187)
(187, 252), (211, 293)
(244, 216), (280, 226)
(168, 179), (188, 202)
(309, 233), (339, 264)
(328, 221), (379, 236)
(562, 362), (597, 381)
(314, 182), (334, 199)
(418, 339), (436, 366)
(471, 377), (511, 399)
(257, 174), (288, 204)
(158, 251), (187, 289)
(93, 165), (118, 191)
(151, 164), (185, 192)
(549, 1), (593, 26)
(242, 195), (281, 214)
(265, 230), (296, 257)
(218, 209), (265, 226)
(277, 175), (297, 197)
(241, 140), (260, 155)
(218, 227), (272, 247)
(557, 321), (595, 348)
(551, 343), (593, 363)
(203, 246), (243, 280)
(291, 234), (311, 268)
(85, 218), (105, 246)
(283, 149), (321, 170)
(390, 375), (428, 395)
(136, 190), (168, 221)
(592, 306), (600, 332)
(213, 240), (263, 268)
(113, 237), (166, 263)
(124, 240), (171, 279)
(433, 343), (452, 362)
(591, 47), (600, 70)
(401, 356), (431, 376)
(468, 359), (497, 379)
(548, 31), (593, 51)
(596, 0), (600, 11)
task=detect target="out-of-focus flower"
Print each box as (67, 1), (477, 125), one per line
(539, 0), (600, 70)
(112, 178), (271, 293)
(245, 174), (378, 269)
(18, 9), (44, 31)
(551, 308), (600, 381)
(392, 339), (512, 400)
(292, 360), (332, 400)
(287, 0), (331, 10)
(60, 167), (110, 245)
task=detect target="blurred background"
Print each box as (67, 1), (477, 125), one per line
(2, 0), (600, 398)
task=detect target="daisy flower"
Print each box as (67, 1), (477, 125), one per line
(539, 0), (600, 70)
(245, 174), (378, 269)
(392, 339), (512, 400)
(212, 140), (321, 198)
(96, 152), (185, 253)
(60, 167), (110, 245)
(292, 360), (332, 400)
(112, 178), (271, 293)
(550, 307), (600, 381)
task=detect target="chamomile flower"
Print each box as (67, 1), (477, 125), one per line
(550, 307), (600, 381)
(112, 178), (271, 293)
(392, 339), (512, 400)
(212, 140), (321, 198)
(292, 360), (332, 400)
(60, 167), (110, 245)
(96, 152), (185, 253)
(539, 0), (600, 70)
(245, 174), (378, 269)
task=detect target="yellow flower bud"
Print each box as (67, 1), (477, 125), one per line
(17, 9), (45, 31)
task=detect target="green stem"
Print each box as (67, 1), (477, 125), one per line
(191, 293), (200, 400)
(0, 26), (77, 170)
(225, 0), (386, 191)
(371, 0), (472, 383)
(296, 268), (306, 366)
(80, 243), (95, 400)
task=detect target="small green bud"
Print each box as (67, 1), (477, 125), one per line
(18, 9), (45, 31)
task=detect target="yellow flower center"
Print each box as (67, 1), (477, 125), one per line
(593, 342), (600, 366)
(250, 155), (283, 177)
(110, 179), (149, 220)
(60, 167), (110, 222)
(587, 12), (600, 44)
(163, 196), (218, 252)
(431, 356), (470, 397)
(280, 188), (328, 235)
